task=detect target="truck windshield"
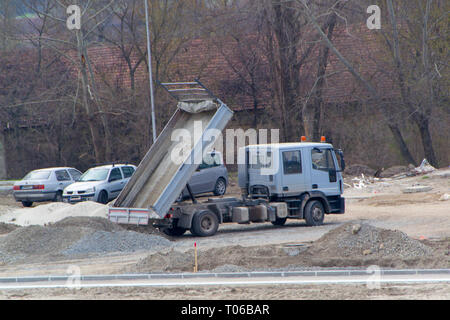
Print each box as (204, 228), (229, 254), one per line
(79, 168), (109, 182)
(23, 170), (51, 180)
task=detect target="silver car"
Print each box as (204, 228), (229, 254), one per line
(63, 164), (136, 204)
(177, 152), (228, 202)
(13, 167), (82, 207)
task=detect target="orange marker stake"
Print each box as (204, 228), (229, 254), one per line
(194, 242), (198, 273)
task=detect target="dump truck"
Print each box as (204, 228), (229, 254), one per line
(109, 80), (346, 237)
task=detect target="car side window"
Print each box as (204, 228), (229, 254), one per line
(311, 149), (336, 172)
(121, 166), (135, 178)
(55, 170), (71, 181)
(109, 168), (122, 182)
(283, 151), (302, 175)
(68, 169), (82, 181)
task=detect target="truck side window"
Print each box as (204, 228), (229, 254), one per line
(311, 149), (336, 172)
(283, 151), (302, 175)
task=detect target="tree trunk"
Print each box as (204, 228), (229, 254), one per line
(416, 115), (438, 167)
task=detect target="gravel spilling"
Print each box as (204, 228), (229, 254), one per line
(62, 230), (173, 256)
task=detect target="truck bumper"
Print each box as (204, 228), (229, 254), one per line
(330, 196), (345, 214)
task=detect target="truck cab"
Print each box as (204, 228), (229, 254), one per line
(238, 142), (345, 217)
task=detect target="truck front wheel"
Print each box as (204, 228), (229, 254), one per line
(190, 210), (219, 237)
(304, 200), (325, 226)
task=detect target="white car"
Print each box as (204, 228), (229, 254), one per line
(63, 164), (136, 204)
(13, 167), (82, 207)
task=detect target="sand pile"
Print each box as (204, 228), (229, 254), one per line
(0, 217), (172, 264)
(0, 201), (108, 226)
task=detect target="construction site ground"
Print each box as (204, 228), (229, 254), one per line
(0, 168), (448, 299)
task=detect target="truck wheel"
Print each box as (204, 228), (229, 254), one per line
(22, 201), (33, 208)
(304, 200), (325, 226)
(271, 217), (287, 226)
(163, 226), (187, 237)
(213, 178), (227, 196)
(190, 210), (219, 237)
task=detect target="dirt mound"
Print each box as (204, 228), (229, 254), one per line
(51, 216), (124, 232)
(309, 223), (433, 259)
(379, 166), (410, 178)
(0, 222), (18, 235)
(125, 224), (446, 274)
(344, 164), (376, 177)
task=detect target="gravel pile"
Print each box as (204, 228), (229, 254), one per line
(0, 217), (172, 264)
(62, 230), (173, 256)
(310, 223), (433, 259)
(50, 216), (124, 232)
(0, 225), (93, 264)
(0, 222), (18, 235)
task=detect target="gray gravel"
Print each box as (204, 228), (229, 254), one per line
(62, 230), (173, 256)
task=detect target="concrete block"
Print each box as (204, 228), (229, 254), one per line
(249, 205), (268, 222)
(232, 207), (249, 223)
(269, 202), (288, 218)
(401, 186), (433, 194)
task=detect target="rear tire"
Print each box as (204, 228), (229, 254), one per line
(304, 200), (325, 226)
(213, 178), (227, 196)
(190, 210), (219, 237)
(98, 190), (108, 204)
(22, 201), (33, 208)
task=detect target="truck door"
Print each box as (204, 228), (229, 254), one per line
(281, 150), (307, 196)
(310, 148), (340, 196)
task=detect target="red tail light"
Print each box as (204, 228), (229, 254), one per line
(13, 186), (20, 191)
(33, 185), (45, 190)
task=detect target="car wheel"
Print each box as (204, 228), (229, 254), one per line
(98, 190), (108, 204)
(22, 201), (33, 208)
(190, 210), (219, 237)
(213, 178), (227, 196)
(304, 200), (325, 226)
(54, 191), (63, 202)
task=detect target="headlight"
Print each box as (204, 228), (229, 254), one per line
(85, 187), (96, 194)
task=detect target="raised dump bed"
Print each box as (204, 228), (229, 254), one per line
(113, 81), (234, 218)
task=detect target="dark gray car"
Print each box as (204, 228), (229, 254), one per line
(177, 152), (228, 201)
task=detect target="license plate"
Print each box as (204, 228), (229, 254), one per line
(71, 196), (81, 201)
(21, 186), (33, 190)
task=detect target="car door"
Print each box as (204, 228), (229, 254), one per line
(188, 162), (212, 194)
(309, 148), (340, 196)
(55, 169), (73, 190)
(107, 168), (124, 199)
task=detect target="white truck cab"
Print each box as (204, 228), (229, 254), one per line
(238, 142), (345, 216)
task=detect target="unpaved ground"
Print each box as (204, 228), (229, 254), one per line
(0, 168), (448, 299)
(1, 283), (449, 300)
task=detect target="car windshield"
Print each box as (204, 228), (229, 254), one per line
(23, 170), (51, 180)
(79, 168), (109, 182)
